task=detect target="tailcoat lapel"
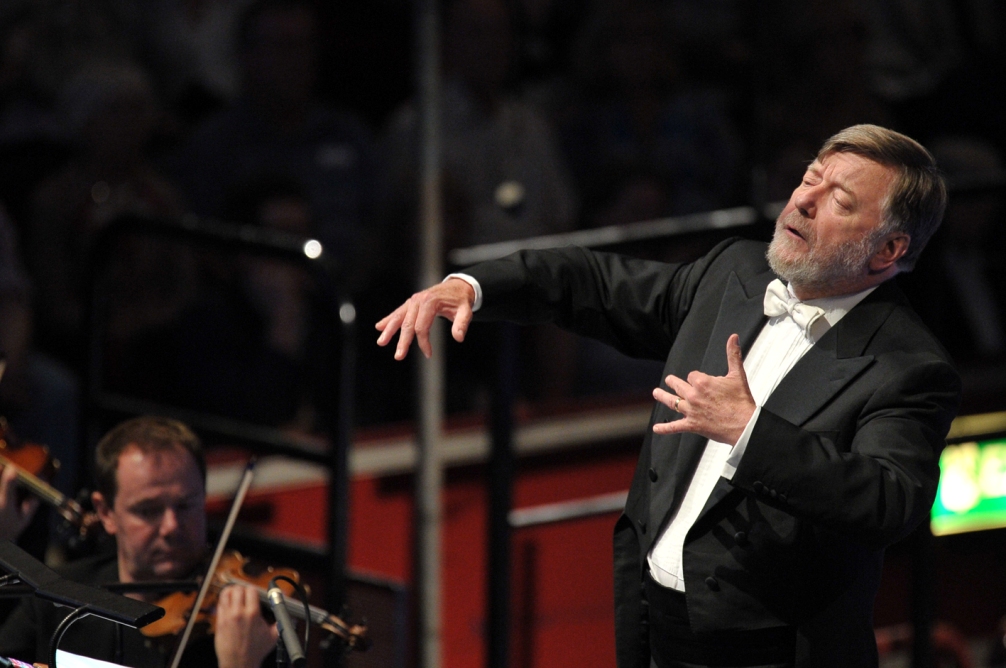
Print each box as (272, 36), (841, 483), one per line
(761, 280), (896, 424)
(692, 280), (898, 526)
(650, 271), (773, 541)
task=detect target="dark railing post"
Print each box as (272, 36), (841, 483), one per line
(488, 323), (519, 668)
(911, 524), (935, 668)
(325, 296), (356, 668)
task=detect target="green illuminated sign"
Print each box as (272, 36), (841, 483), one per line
(931, 440), (1006, 536)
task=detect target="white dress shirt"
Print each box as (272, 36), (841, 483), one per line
(646, 281), (875, 591)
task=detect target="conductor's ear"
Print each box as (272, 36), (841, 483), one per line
(869, 233), (910, 274)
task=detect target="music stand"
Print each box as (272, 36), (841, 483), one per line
(0, 541), (163, 668)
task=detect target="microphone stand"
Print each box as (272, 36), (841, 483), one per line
(275, 635), (288, 668)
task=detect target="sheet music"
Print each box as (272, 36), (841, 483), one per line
(54, 651), (128, 668)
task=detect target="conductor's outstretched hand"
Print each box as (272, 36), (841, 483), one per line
(376, 278), (476, 360)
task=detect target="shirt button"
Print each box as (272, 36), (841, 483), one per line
(769, 489), (778, 499)
(778, 493), (787, 503)
(733, 531), (748, 546)
(704, 576), (720, 591)
(753, 481), (765, 493)
(649, 468), (658, 482)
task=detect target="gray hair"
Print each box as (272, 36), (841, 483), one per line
(817, 124), (947, 271)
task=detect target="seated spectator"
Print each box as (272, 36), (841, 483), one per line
(0, 1), (141, 238)
(0, 205), (79, 506)
(170, 174), (334, 431)
(757, 0), (897, 201)
(559, 0), (743, 226)
(25, 60), (194, 370)
(169, 0), (379, 293)
(382, 0), (578, 252)
(134, 0), (255, 129)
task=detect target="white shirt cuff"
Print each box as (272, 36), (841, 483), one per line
(444, 273), (482, 311)
(722, 405), (760, 480)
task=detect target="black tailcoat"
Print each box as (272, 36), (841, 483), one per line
(466, 238), (961, 668)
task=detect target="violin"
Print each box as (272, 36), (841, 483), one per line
(141, 550), (369, 653)
(0, 418), (101, 543)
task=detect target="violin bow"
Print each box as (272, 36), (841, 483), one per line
(168, 456), (257, 668)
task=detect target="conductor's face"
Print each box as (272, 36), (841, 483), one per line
(769, 151), (899, 299)
(93, 444), (207, 584)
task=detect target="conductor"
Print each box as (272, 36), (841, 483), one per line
(376, 124), (961, 667)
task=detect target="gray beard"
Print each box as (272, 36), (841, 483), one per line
(766, 217), (878, 293)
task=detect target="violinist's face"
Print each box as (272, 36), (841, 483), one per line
(93, 443), (207, 583)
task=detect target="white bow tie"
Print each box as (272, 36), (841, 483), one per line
(763, 279), (826, 338)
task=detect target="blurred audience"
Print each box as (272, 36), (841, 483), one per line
(559, 0), (743, 227)
(512, 0), (588, 130)
(25, 61), (194, 370)
(0, 1), (145, 234)
(380, 0), (580, 414)
(169, 0), (380, 295)
(757, 0), (898, 202)
(135, 0), (254, 129)
(0, 206), (79, 497)
(382, 0), (578, 252)
(0, 203), (79, 579)
(112, 175), (333, 430)
(0, 0), (1005, 432)
(899, 135), (1006, 414)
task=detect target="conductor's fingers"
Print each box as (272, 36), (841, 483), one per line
(414, 295), (441, 359)
(376, 303), (407, 342)
(725, 334), (746, 380)
(394, 297), (422, 360)
(661, 374), (693, 402)
(452, 300), (473, 343)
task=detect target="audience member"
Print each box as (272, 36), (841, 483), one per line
(559, 0), (743, 227)
(512, 0), (588, 129)
(25, 61), (194, 370)
(134, 0), (255, 128)
(169, 174), (334, 431)
(757, 0), (898, 202)
(0, 1), (142, 234)
(382, 0), (578, 251)
(169, 0), (379, 286)
(0, 206), (79, 499)
(663, 0), (748, 90)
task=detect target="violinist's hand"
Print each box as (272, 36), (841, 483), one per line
(214, 584), (279, 668)
(376, 278), (476, 360)
(0, 464), (39, 541)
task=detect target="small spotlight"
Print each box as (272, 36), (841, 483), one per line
(303, 239), (323, 259)
(339, 303), (356, 324)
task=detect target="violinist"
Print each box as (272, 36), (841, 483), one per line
(0, 416), (278, 668)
